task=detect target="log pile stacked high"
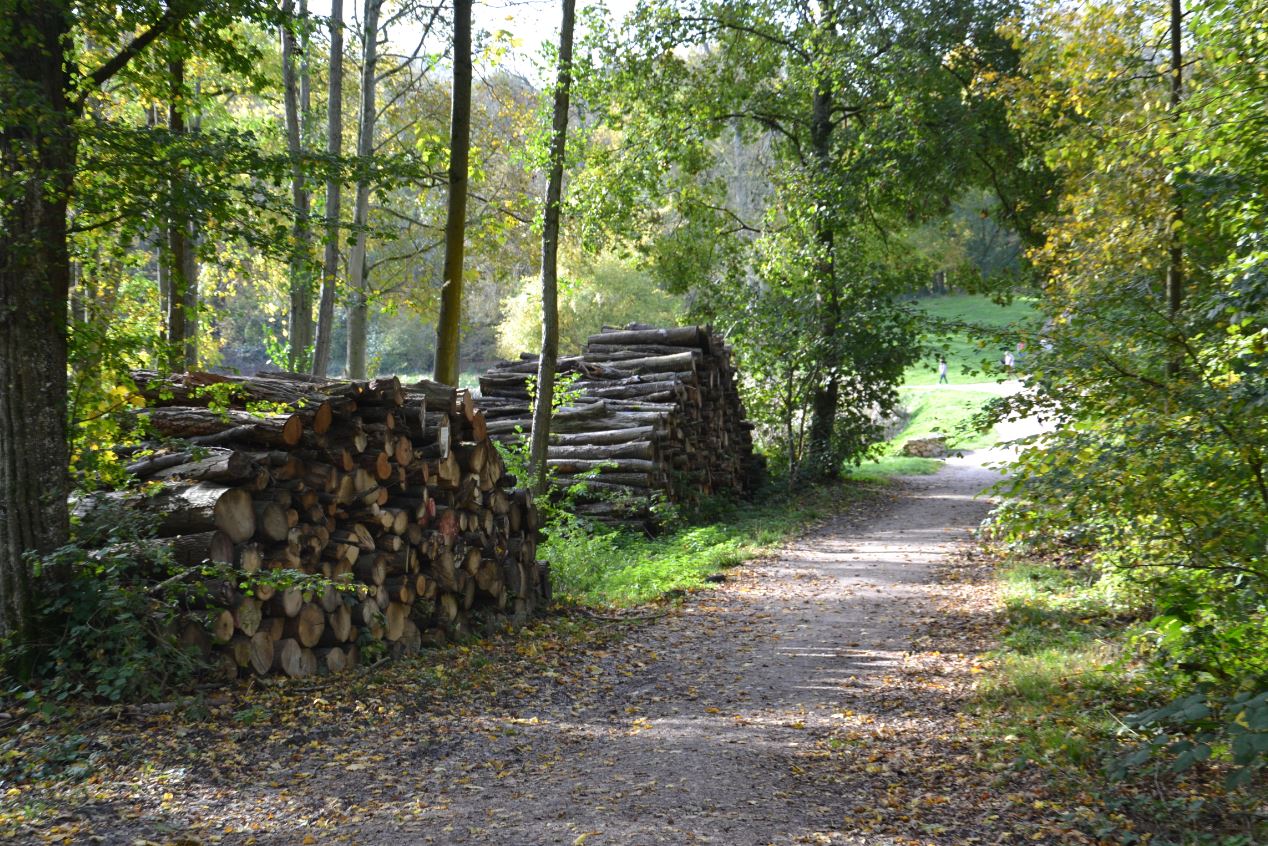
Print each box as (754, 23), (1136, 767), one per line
(477, 325), (764, 524)
(80, 370), (547, 680)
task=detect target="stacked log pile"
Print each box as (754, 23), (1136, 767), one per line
(477, 325), (764, 524)
(80, 370), (546, 680)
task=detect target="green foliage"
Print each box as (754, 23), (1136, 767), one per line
(547, 485), (849, 606)
(5, 503), (204, 705)
(978, 555), (1267, 842)
(495, 251), (683, 357)
(982, 0), (1268, 805)
(573, 0), (1034, 477)
(1120, 688), (1268, 789)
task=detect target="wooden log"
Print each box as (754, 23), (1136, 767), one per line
(248, 630), (274, 675)
(384, 601), (409, 641)
(252, 501), (289, 542)
(547, 426), (659, 446)
(354, 555), (386, 586)
(431, 549), (458, 592)
(132, 371), (337, 431)
(322, 604), (353, 644)
(209, 609), (235, 644)
(283, 602), (325, 648)
(546, 458), (658, 474)
(315, 646), (348, 674)
(273, 638), (317, 678)
(133, 448), (261, 485)
(587, 326), (705, 348)
(546, 441), (655, 461)
(73, 482), (256, 543)
(233, 597), (263, 637)
(139, 407), (304, 448)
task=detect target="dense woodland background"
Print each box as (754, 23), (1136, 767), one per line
(0, 0), (1266, 827)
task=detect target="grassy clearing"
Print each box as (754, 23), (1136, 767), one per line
(848, 383), (1001, 482)
(545, 484), (867, 606)
(397, 369), (485, 390)
(905, 293), (1040, 386)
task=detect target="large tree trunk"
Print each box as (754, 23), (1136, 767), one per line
(804, 76), (840, 479)
(0, 0), (74, 643)
(432, 0), (473, 386)
(283, 0), (315, 371)
(345, 0), (381, 379)
(529, 0), (577, 494)
(312, 0), (343, 378)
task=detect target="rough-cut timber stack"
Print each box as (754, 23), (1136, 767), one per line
(477, 324), (764, 525)
(78, 370), (547, 681)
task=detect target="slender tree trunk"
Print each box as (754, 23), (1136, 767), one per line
(529, 0), (577, 494)
(0, 0), (74, 644)
(182, 83), (201, 370)
(432, 0), (473, 386)
(166, 51), (192, 373)
(804, 76), (840, 478)
(283, 0), (315, 370)
(312, 0), (344, 378)
(1166, 0), (1184, 378)
(346, 0), (381, 379)
(151, 102), (171, 357)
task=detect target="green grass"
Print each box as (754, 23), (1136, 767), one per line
(971, 557), (1268, 843)
(976, 559), (1136, 773)
(894, 387), (1001, 451)
(847, 384), (1001, 482)
(545, 485), (862, 606)
(905, 293), (1040, 386)
(846, 454), (942, 481)
(842, 294), (1030, 483)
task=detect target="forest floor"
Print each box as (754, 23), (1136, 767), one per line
(3, 433), (1105, 846)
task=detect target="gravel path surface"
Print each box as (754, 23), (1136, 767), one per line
(320, 452), (1064, 845)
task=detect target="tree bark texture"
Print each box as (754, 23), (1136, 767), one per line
(166, 51), (196, 372)
(0, 0), (74, 642)
(283, 0), (315, 371)
(529, 0), (576, 494)
(312, 0), (343, 378)
(346, 0), (381, 379)
(432, 0), (473, 386)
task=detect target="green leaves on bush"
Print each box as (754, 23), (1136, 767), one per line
(1118, 687), (1268, 789)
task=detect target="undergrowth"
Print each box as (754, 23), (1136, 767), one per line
(976, 552), (1268, 845)
(544, 484), (862, 606)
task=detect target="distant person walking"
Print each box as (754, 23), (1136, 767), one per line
(938, 356), (948, 384)
(1003, 349), (1015, 371)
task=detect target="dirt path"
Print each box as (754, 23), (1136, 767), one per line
(8, 448), (1080, 845)
(360, 459), (1009, 845)
(317, 453), (1060, 845)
